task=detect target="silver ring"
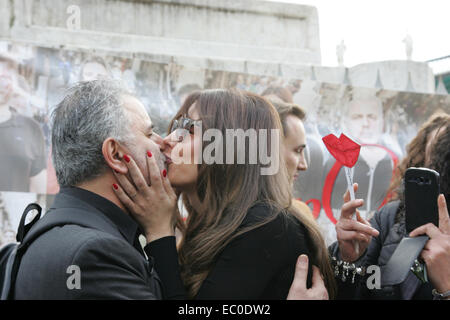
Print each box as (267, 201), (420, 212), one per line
(129, 192), (137, 198)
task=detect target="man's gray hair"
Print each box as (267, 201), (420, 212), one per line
(52, 80), (133, 187)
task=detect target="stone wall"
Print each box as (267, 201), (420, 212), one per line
(0, 0), (439, 93)
(0, 0), (321, 65)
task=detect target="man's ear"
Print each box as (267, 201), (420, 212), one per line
(102, 138), (127, 174)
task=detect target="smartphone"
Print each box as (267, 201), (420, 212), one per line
(405, 167), (440, 233)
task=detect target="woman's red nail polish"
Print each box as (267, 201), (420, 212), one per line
(123, 154), (130, 163)
(147, 151), (152, 157)
(162, 169), (167, 177)
(113, 183), (118, 190)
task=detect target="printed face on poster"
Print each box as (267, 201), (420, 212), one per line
(0, 41), (449, 246)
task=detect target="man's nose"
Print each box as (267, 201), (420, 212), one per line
(162, 131), (179, 150)
(153, 133), (164, 146)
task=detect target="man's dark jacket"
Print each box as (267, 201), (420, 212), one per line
(14, 187), (181, 300)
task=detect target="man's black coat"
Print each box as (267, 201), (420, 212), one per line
(14, 187), (166, 299)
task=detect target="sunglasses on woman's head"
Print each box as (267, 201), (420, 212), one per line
(171, 117), (201, 140)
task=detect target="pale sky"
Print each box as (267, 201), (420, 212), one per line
(268, 0), (450, 68)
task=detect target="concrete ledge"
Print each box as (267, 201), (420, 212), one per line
(350, 61), (435, 93)
(1, 0), (437, 93)
(2, 0), (321, 65)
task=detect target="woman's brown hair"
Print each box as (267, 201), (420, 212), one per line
(428, 124), (450, 207)
(169, 89), (336, 299)
(387, 112), (450, 201)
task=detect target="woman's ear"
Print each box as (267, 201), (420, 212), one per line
(102, 137), (127, 174)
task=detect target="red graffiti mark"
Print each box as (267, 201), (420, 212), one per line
(296, 197), (321, 219)
(364, 144), (399, 209)
(321, 161), (341, 224)
(321, 144), (399, 225)
(305, 199), (322, 219)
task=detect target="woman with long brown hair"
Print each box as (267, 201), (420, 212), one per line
(386, 112), (450, 201)
(115, 88), (335, 299)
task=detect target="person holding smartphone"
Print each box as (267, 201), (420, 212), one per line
(409, 124), (450, 300)
(409, 194), (450, 300)
(330, 112), (450, 300)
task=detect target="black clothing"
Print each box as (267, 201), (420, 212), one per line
(330, 200), (434, 299)
(0, 112), (47, 192)
(14, 188), (312, 300)
(14, 187), (179, 300)
(148, 203), (313, 299)
(60, 187), (144, 254)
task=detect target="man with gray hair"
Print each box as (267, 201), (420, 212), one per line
(13, 80), (180, 299)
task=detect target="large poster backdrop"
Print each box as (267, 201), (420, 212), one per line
(202, 71), (450, 243)
(0, 41), (449, 247)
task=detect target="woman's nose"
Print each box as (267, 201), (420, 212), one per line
(297, 156), (308, 171)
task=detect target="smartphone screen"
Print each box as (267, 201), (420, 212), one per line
(404, 167), (440, 233)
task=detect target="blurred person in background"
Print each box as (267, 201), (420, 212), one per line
(0, 55), (47, 193)
(79, 56), (111, 82)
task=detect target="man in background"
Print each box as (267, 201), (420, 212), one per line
(0, 55), (47, 193)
